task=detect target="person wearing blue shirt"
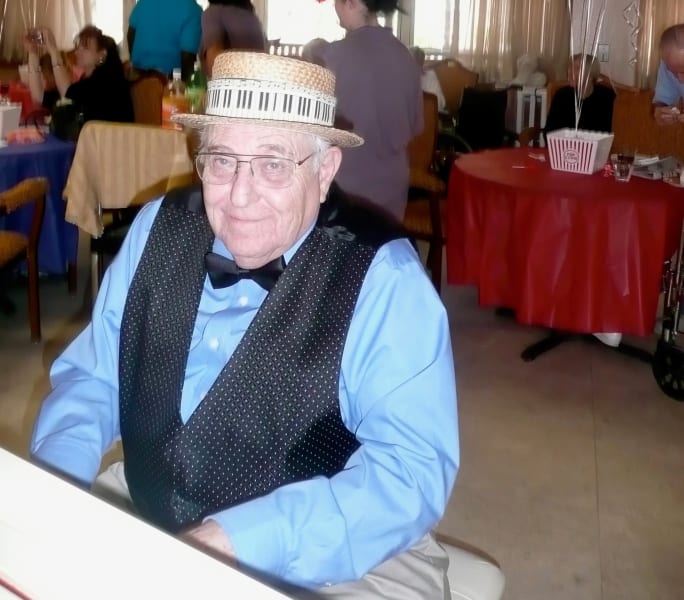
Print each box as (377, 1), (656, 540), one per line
(653, 24), (684, 126)
(127, 0), (202, 79)
(31, 52), (460, 597)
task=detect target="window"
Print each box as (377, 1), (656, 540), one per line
(92, 0), (125, 43)
(264, 0), (398, 45)
(412, 0), (456, 54)
(266, 0), (344, 44)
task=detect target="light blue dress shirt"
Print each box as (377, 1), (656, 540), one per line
(654, 60), (684, 106)
(31, 199), (459, 589)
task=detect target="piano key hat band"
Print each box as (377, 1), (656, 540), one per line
(172, 51), (363, 148)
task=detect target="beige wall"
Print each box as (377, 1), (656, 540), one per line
(571, 1), (637, 86)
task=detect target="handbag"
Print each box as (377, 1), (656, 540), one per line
(50, 100), (84, 141)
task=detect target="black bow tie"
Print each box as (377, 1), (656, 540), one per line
(204, 252), (285, 291)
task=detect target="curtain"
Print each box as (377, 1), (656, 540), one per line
(636, 0), (684, 88)
(451, 0), (570, 83)
(0, 0), (92, 62)
(511, 0), (571, 82)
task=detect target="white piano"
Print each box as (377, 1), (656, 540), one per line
(0, 447), (292, 599)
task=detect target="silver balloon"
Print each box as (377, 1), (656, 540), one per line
(622, 1), (641, 67)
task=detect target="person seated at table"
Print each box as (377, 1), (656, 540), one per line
(127, 0), (202, 81)
(653, 24), (684, 126)
(30, 50), (461, 597)
(544, 53), (615, 136)
(27, 26), (133, 125)
(199, 0), (266, 77)
(24, 43), (60, 113)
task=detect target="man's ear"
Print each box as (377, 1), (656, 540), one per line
(318, 145), (342, 202)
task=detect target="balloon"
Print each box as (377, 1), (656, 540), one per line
(622, 1), (641, 67)
(568, 0), (608, 131)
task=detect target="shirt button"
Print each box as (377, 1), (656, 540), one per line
(238, 296), (248, 307)
(209, 338), (219, 350)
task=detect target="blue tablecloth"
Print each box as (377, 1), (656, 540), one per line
(0, 135), (77, 275)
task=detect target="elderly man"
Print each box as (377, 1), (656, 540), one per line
(654, 24), (684, 126)
(30, 52), (460, 597)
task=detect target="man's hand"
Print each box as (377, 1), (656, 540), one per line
(180, 519), (236, 564)
(654, 105), (681, 126)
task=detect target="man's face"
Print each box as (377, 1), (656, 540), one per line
(201, 123), (341, 269)
(663, 47), (684, 83)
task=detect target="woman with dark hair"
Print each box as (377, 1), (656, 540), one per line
(199, 0), (266, 77)
(27, 25), (134, 124)
(313, 0), (422, 222)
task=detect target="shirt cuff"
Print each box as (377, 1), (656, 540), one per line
(205, 496), (287, 579)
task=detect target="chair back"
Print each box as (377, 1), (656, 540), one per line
(130, 73), (166, 126)
(456, 87), (508, 150)
(64, 121), (195, 237)
(429, 59), (478, 115)
(408, 92), (439, 174)
(0, 178), (47, 245)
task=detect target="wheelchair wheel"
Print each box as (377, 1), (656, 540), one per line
(652, 339), (684, 401)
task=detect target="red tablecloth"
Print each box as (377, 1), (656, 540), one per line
(446, 148), (684, 336)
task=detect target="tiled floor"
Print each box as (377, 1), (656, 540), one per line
(1, 253), (684, 599)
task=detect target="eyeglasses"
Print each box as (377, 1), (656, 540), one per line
(195, 152), (315, 188)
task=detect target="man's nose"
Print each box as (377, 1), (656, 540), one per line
(229, 162), (255, 206)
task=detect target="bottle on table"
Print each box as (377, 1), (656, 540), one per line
(187, 61), (207, 115)
(161, 68), (190, 131)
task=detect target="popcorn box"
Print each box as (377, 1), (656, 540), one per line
(546, 128), (614, 175)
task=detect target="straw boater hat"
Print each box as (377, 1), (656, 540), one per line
(172, 51), (363, 148)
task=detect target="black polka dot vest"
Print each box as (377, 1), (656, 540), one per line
(118, 184), (407, 532)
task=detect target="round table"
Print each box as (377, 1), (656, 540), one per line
(0, 135), (77, 275)
(446, 148), (684, 337)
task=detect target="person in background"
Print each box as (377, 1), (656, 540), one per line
(301, 37), (329, 64)
(26, 26), (133, 124)
(653, 24), (684, 126)
(313, 0), (423, 223)
(410, 45), (446, 112)
(24, 36), (63, 113)
(544, 53), (615, 135)
(30, 50), (460, 598)
(127, 0), (202, 80)
(199, 0), (266, 77)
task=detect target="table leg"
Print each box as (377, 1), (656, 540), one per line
(521, 331), (653, 363)
(67, 261), (77, 295)
(521, 331), (573, 361)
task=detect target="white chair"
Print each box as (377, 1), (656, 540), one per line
(437, 534), (506, 600)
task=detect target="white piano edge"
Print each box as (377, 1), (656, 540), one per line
(0, 446), (292, 599)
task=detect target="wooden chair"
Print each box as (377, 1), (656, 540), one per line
(403, 92), (447, 293)
(0, 178), (47, 342)
(428, 59), (479, 117)
(130, 73), (166, 126)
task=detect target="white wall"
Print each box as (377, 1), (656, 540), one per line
(572, 0), (636, 86)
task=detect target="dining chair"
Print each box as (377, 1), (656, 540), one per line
(429, 59), (479, 117)
(403, 92), (447, 293)
(0, 177), (47, 342)
(130, 72), (166, 126)
(435, 533), (506, 600)
(63, 121), (195, 300)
